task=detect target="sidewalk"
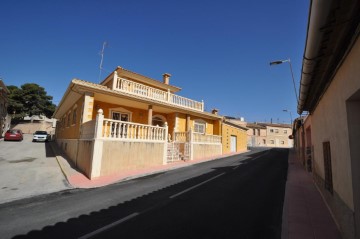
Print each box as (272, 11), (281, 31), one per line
(281, 149), (341, 239)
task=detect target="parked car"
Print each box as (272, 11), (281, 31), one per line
(33, 131), (50, 142)
(4, 129), (23, 141)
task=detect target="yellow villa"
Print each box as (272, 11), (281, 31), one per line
(53, 66), (247, 179)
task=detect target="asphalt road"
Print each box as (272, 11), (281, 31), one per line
(0, 148), (288, 239)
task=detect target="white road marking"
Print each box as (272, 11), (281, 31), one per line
(169, 172), (226, 199)
(78, 212), (139, 239)
(233, 163), (242, 170)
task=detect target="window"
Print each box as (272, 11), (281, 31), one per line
(67, 113), (71, 127)
(62, 116), (66, 128)
(72, 108), (77, 125)
(257, 129), (260, 136)
(112, 112), (129, 122)
(110, 107), (132, 122)
(263, 139), (266, 144)
(270, 140), (274, 144)
(323, 141), (333, 194)
(275, 129), (279, 133)
(270, 129), (274, 133)
(284, 130), (288, 134)
(194, 120), (206, 134)
(281, 141), (285, 145)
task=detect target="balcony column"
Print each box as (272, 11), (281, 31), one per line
(112, 71), (118, 89)
(186, 114), (191, 131)
(163, 122), (169, 165)
(148, 105), (153, 125)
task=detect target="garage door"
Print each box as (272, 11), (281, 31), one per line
(230, 135), (237, 152)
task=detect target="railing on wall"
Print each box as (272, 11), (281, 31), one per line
(192, 133), (222, 144)
(114, 76), (204, 112)
(173, 131), (190, 142)
(174, 130), (222, 144)
(93, 109), (168, 142)
(102, 119), (167, 141)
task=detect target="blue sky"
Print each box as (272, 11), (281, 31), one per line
(0, 0), (309, 123)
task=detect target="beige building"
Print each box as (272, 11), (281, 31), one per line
(0, 79), (9, 137)
(246, 123), (267, 147)
(294, 1), (360, 238)
(263, 123), (293, 148)
(225, 118), (293, 148)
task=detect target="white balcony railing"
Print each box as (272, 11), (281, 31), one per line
(102, 119), (167, 142)
(114, 77), (204, 112)
(174, 130), (222, 144)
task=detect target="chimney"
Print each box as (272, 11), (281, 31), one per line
(211, 109), (219, 115)
(163, 73), (171, 85)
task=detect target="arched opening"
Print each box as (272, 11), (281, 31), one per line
(152, 115), (166, 127)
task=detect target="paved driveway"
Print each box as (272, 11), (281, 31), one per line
(0, 134), (71, 204)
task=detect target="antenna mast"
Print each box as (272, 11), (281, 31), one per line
(98, 41), (108, 82)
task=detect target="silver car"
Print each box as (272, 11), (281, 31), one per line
(33, 131), (50, 142)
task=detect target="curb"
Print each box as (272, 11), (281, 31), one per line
(48, 142), (74, 188)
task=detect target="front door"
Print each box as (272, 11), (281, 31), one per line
(230, 135), (237, 152)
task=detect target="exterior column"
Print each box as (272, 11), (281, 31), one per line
(186, 114), (191, 131)
(148, 105), (153, 125)
(82, 92), (94, 124)
(112, 70), (118, 89)
(90, 109), (104, 179)
(163, 122), (169, 165)
(189, 128), (194, 160)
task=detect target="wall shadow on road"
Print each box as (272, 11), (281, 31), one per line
(44, 142), (55, 158)
(11, 148), (289, 239)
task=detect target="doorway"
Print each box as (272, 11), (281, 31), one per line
(230, 135), (237, 152)
(346, 89), (360, 237)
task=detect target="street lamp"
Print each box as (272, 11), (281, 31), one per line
(283, 109), (293, 125)
(270, 58), (299, 105)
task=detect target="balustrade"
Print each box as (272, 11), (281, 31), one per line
(114, 77), (204, 111)
(102, 119), (167, 141)
(174, 131), (222, 144)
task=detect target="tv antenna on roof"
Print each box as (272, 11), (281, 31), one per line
(98, 41), (108, 83)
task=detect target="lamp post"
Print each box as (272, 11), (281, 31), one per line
(270, 58), (299, 105)
(282, 109), (293, 125)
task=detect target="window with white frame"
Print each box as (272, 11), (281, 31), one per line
(110, 107), (132, 122)
(194, 120), (206, 134)
(112, 111), (130, 121)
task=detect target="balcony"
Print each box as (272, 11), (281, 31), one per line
(113, 77), (204, 112)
